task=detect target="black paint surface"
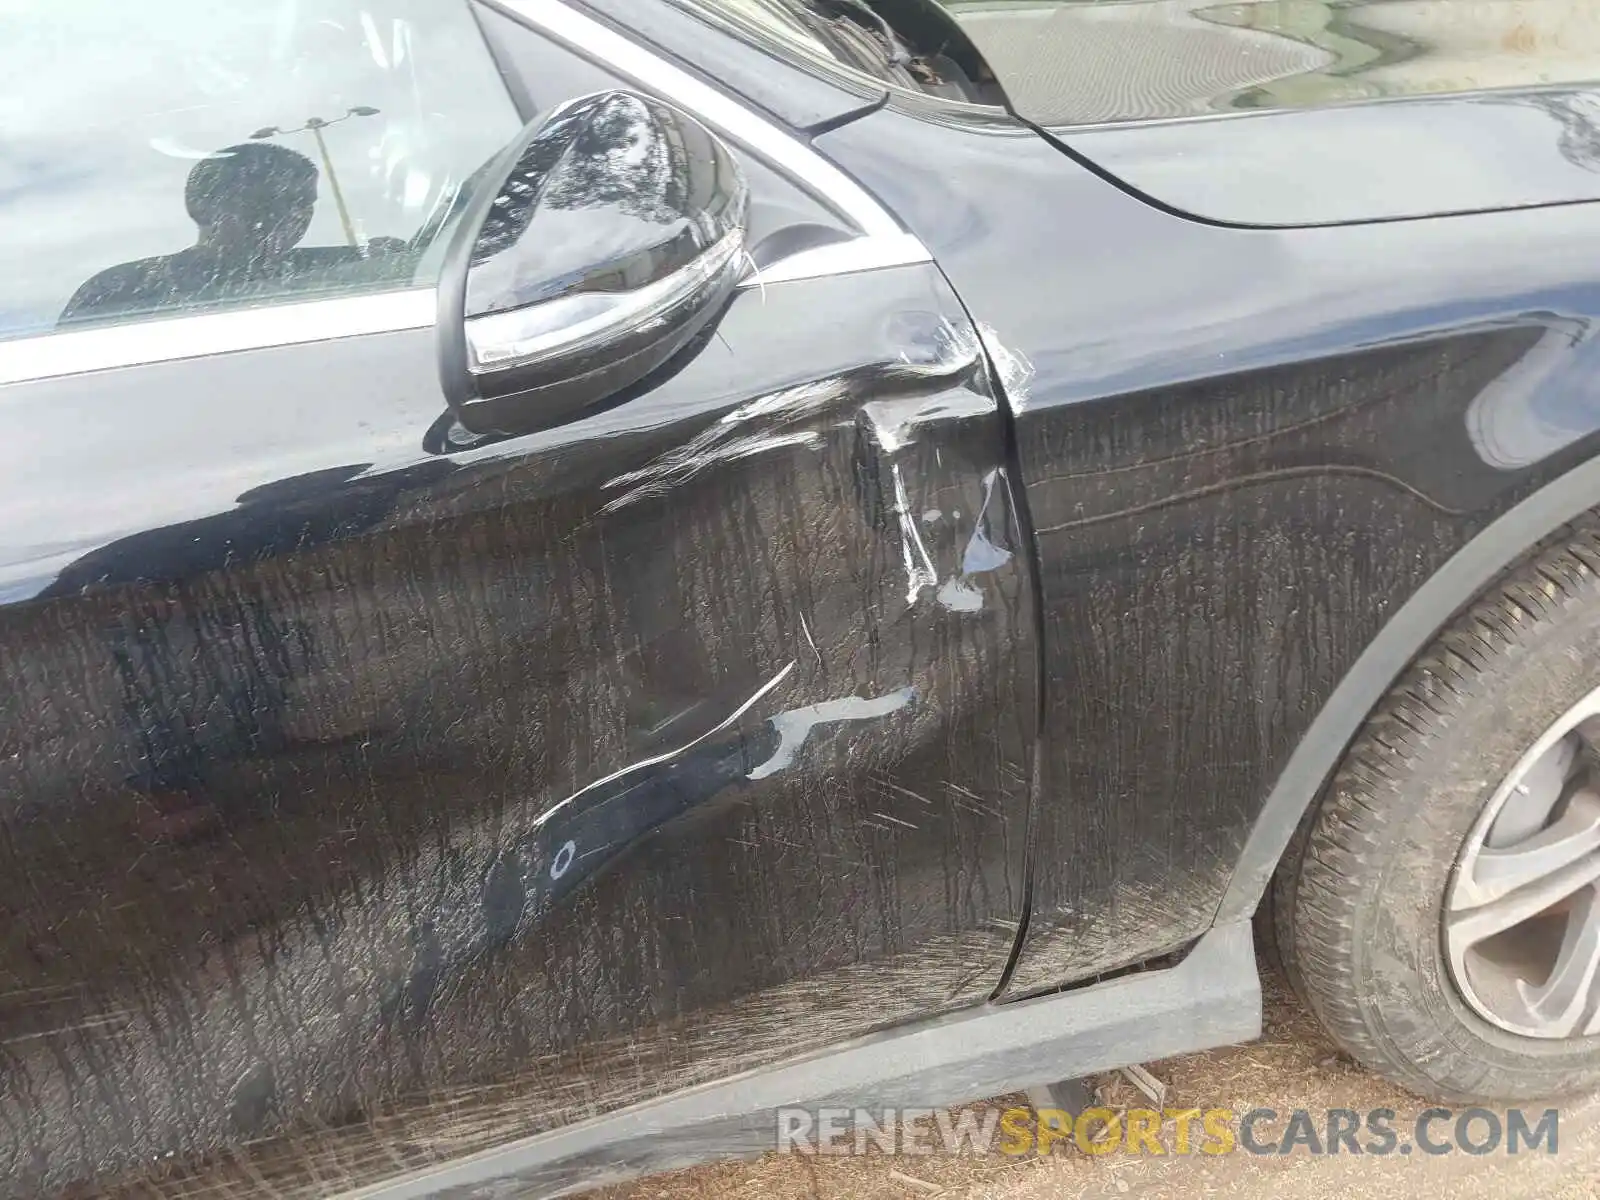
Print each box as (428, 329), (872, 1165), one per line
(14, 6), (1600, 1196)
(0, 263), (1035, 1198)
(1049, 87), (1600, 226)
(819, 94), (1600, 995)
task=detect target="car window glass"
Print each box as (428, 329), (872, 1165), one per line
(0, 0), (523, 341)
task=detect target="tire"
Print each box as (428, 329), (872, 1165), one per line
(1269, 515), (1600, 1102)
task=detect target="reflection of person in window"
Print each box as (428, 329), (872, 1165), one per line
(59, 144), (317, 325)
(59, 143), (408, 327)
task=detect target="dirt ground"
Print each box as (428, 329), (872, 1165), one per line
(598, 963), (1600, 1199)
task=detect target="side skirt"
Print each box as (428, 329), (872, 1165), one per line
(341, 920), (1262, 1199)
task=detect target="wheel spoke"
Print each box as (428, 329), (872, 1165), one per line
(1461, 788), (1600, 908)
(1449, 842), (1600, 950)
(1446, 690), (1600, 1039)
(1486, 734), (1575, 849)
(1509, 885), (1600, 1038)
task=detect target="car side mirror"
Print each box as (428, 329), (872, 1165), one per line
(437, 90), (748, 436)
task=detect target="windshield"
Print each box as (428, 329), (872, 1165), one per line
(932, 0), (1600, 127)
(692, 0), (844, 59)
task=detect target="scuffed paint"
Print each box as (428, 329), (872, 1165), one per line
(892, 462), (939, 605)
(963, 469), (1015, 576)
(530, 661), (798, 831)
(0, 265), (1038, 1199)
(937, 576), (985, 612)
(931, 469), (1014, 613)
(977, 322), (1034, 413)
(601, 380), (840, 512)
(605, 317), (996, 513)
(860, 388), (995, 453)
(748, 686), (918, 781)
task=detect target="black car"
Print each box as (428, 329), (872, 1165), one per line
(5, 0), (1600, 1195)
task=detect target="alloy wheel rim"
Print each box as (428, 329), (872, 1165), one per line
(1445, 683), (1600, 1039)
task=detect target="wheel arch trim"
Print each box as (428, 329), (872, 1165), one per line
(1216, 450), (1600, 924)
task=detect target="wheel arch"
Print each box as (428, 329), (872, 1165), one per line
(1216, 450), (1600, 926)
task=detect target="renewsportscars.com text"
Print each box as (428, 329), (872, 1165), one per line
(775, 1106), (1560, 1158)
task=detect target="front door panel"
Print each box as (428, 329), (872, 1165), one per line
(0, 7), (1036, 1196)
(0, 276), (1033, 1200)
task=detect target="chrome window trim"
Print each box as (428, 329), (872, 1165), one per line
(0, 290), (437, 388)
(0, 0), (931, 388)
(0, 238), (925, 388)
(748, 232), (930, 286)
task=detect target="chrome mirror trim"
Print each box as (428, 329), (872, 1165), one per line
(466, 228), (744, 373)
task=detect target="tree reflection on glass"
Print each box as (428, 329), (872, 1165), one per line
(469, 93), (694, 267)
(1522, 91), (1600, 174)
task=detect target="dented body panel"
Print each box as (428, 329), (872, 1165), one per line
(13, 1), (1600, 1194)
(818, 95), (1600, 996)
(0, 264), (1036, 1197)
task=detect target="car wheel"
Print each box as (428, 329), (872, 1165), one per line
(1270, 516), (1600, 1101)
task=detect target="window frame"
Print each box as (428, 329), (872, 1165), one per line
(0, 0), (927, 387)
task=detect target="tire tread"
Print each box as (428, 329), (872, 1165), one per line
(1272, 517), (1600, 1100)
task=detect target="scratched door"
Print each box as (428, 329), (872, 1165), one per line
(0, 3), (1036, 1196)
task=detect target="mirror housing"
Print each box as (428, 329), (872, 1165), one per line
(438, 91), (748, 435)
